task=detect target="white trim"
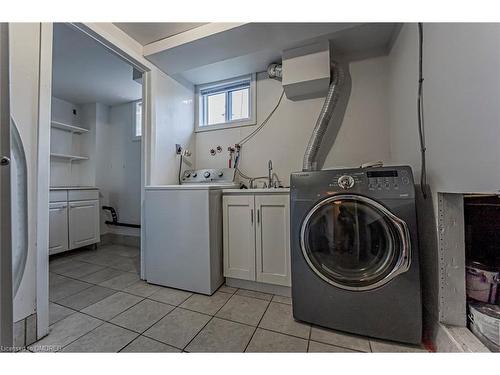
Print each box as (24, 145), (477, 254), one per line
(195, 73), (256, 133)
(36, 22), (52, 339)
(36, 23), (152, 338)
(140, 71), (150, 280)
(0, 22), (13, 347)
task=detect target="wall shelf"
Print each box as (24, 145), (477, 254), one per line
(50, 153), (89, 161)
(51, 121), (89, 134)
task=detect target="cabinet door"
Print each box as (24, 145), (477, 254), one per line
(49, 202), (68, 255)
(255, 195), (291, 286)
(223, 195), (256, 280)
(68, 200), (100, 250)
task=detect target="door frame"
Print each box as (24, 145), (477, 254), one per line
(0, 22), (13, 349)
(36, 22), (152, 339)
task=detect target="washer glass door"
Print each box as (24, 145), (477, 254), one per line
(300, 194), (410, 291)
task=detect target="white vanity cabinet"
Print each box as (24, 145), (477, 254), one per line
(49, 188), (100, 255)
(222, 190), (291, 287)
(49, 202), (69, 255)
(68, 199), (100, 249)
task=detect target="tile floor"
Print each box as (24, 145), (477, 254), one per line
(27, 244), (428, 353)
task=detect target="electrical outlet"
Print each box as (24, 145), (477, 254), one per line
(175, 144), (182, 155)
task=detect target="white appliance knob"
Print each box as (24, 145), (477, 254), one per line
(218, 171), (224, 177)
(204, 171), (211, 178)
(338, 175), (355, 190)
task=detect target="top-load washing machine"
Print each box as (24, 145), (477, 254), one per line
(290, 165), (422, 344)
(144, 168), (238, 295)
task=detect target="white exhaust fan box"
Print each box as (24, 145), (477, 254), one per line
(282, 40), (331, 101)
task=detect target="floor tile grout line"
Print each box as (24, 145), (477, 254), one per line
(50, 264), (139, 286)
(119, 334), (181, 353)
(306, 319), (312, 352)
(243, 298), (272, 352)
(56, 296), (148, 352)
(115, 300), (178, 336)
(309, 340), (367, 353)
(56, 320), (108, 352)
(180, 286), (235, 352)
(182, 315), (215, 352)
(51, 283), (143, 310)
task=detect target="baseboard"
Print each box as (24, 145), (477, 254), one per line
(225, 278), (291, 297)
(8, 313), (38, 351)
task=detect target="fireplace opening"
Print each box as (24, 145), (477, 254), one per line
(464, 195), (500, 352)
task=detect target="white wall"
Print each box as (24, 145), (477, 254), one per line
(389, 23), (500, 195)
(10, 23), (39, 322)
(150, 69), (195, 185)
(195, 56), (391, 185)
(388, 23), (500, 330)
(95, 102), (141, 236)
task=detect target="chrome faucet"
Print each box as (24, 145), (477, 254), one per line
(268, 160), (273, 189)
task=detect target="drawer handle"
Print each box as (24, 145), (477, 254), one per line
(250, 209), (254, 224)
(257, 209), (260, 224)
(70, 204), (94, 209)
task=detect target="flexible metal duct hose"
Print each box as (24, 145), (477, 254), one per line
(302, 62), (345, 171)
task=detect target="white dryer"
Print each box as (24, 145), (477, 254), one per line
(144, 168), (237, 295)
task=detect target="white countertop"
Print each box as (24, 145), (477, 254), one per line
(50, 186), (98, 191)
(146, 183), (239, 191)
(223, 188), (290, 194)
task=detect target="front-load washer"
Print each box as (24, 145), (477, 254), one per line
(144, 168), (237, 295)
(290, 165), (422, 344)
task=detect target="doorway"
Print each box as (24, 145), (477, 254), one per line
(37, 23), (148, 346)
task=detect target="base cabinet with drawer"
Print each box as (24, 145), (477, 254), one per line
(49, 202), (69, 254)
(223, 193), (291, 287)
(49, 189), (100, 255)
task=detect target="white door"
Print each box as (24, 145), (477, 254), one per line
(68, 200), (99, 249)
(48, 202), (68, 255)
(255, 195), (291, 286)
(0, 22), (13, 348)
(223, 195), (256, 281)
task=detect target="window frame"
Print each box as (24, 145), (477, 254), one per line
(132, 100), (142, 141)
(195, 74), (256, 133)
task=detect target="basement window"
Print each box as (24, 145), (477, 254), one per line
(133, 101), (142, 140)
(195, 74), (256, 132)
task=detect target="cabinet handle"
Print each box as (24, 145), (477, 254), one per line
(70, 204), (94, 209)
(257, 209), (260, 224)
(250, 209), (254, 224)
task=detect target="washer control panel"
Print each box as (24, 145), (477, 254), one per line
(291, 166), (415, 200)
(366, 169), (411, 192)
(322, 167), (413, 196)
(181, 168), (235, 184)
(338, 175), (355, 190)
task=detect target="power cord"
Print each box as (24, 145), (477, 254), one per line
(418, 22), (427, 199)
(237, 89), (285, 146)
(178, 154), (183, 184)
(235, 88), (286, 182)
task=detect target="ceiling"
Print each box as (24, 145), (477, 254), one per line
(52, 23), (142, 106)
(114, 23), (207, 45)
(139, 23), (402, 85)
